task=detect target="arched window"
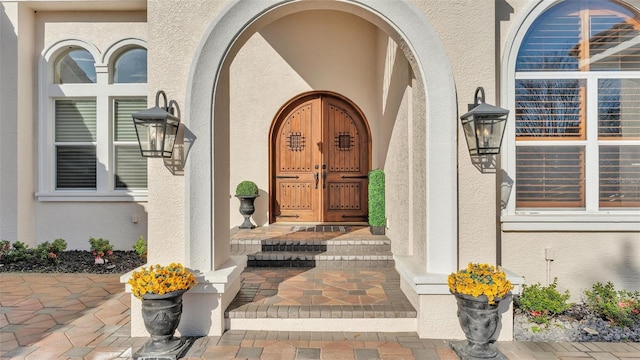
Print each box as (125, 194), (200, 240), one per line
(54, 48), (96, 84)
(513, 0), (640, 210)
(113, 48), (147, 83)
(40, 41), (148, 200)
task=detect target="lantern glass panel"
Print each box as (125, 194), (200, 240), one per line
(475, 115), (508, 154)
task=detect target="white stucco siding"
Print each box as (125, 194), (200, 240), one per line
(145, 1), (220, 266)
(36, 202), (148, 251)
(377, 29), (414, 257)
(0, 3), (35, 244)
(419, 0), (500, 266)
(36, 11), (146, 53)
(503, 232), (640, 299)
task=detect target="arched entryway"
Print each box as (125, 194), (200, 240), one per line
(270, 92), (371, 223)
(185, 0), (457, 276)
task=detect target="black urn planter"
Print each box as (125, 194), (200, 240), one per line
(236, 195), (259, 229)
(449, 293), (510, 360)
(134, 290), (189, 360)
(370, 225), (385, 235)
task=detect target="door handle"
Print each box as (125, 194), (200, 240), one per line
(322, 165), (327, 189)
(314, 172), (319, 189)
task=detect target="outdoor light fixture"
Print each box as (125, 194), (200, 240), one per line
(460, 87), (509, 156)
(132, 90), (180, 158)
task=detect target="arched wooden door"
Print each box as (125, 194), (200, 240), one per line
(270, 92), (371, 223)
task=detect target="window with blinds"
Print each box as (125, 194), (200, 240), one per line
(114, 98), (147, 190)
(515, 79), (585, 139)
(43, 42), (147, 198)
(514, 0), (640, 210)
(599, 145), (640, 207)
(55, 99), (97, 189)
(516, 1), (640, 72)
(598, 78), (640, 138)
(516, 146), (585, 207)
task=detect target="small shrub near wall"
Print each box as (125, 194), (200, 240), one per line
(368, 169), (385, 228)
(585, 282), (640, 327)
(517, 278), (571, 324)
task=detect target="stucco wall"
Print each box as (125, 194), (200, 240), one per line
(0, 3), (33, 244)
(420, 0), (500, 267)
(36, 202), (147, 251)
(503, 232), (640, 299)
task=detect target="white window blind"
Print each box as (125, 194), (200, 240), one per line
(55, 99), (96, 142)
(114, 98), (147, 190)
(55, 99), (97, 189)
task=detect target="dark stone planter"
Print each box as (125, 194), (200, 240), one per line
(449, 293), (510, 360)
(134, 290), (189, 360)
(236, 195), (259, 229)
(370, 225), (385, 235)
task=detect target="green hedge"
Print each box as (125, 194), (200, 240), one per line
(368, 169), (385, 227)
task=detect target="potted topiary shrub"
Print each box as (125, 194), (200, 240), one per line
(368, 169), (385, 235)
(235, 180), (259, 229)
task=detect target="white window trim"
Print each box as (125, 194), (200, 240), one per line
(37, 38), (148, 202)
(500, 0), (640, 231)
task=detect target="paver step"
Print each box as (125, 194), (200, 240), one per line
(246, 251), (394, 267)
(231, 238), (391, 255)
(225, 303), (417, 319)
(224, 267), (416, 332)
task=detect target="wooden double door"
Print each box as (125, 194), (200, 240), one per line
(271, 93), (371, 223)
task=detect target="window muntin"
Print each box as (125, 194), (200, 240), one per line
(54, 49), (96, 84)
(113, 48), (147, 83)
(514, 0), (640, 211)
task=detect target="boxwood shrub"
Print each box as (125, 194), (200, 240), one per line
(368, 169), (385, 227)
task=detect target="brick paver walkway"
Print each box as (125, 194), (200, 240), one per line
(2, 273), (640, 359)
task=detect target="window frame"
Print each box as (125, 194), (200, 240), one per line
(501, 0), (640, 231)
(37, 39), (148, 202)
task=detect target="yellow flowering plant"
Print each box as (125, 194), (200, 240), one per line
(128, 263), (197, 299)
(448, 263), (513, 304)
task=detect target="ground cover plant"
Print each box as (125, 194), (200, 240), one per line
(0, 237), (145, 274)
(514, 279), (640, 342)
(517, 278), (571, 325)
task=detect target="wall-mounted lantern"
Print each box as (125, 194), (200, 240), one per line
(460, 87), (509, 156)
(132, 90), (180, 158)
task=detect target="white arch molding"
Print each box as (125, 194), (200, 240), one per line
(185, 0), (458, 275)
